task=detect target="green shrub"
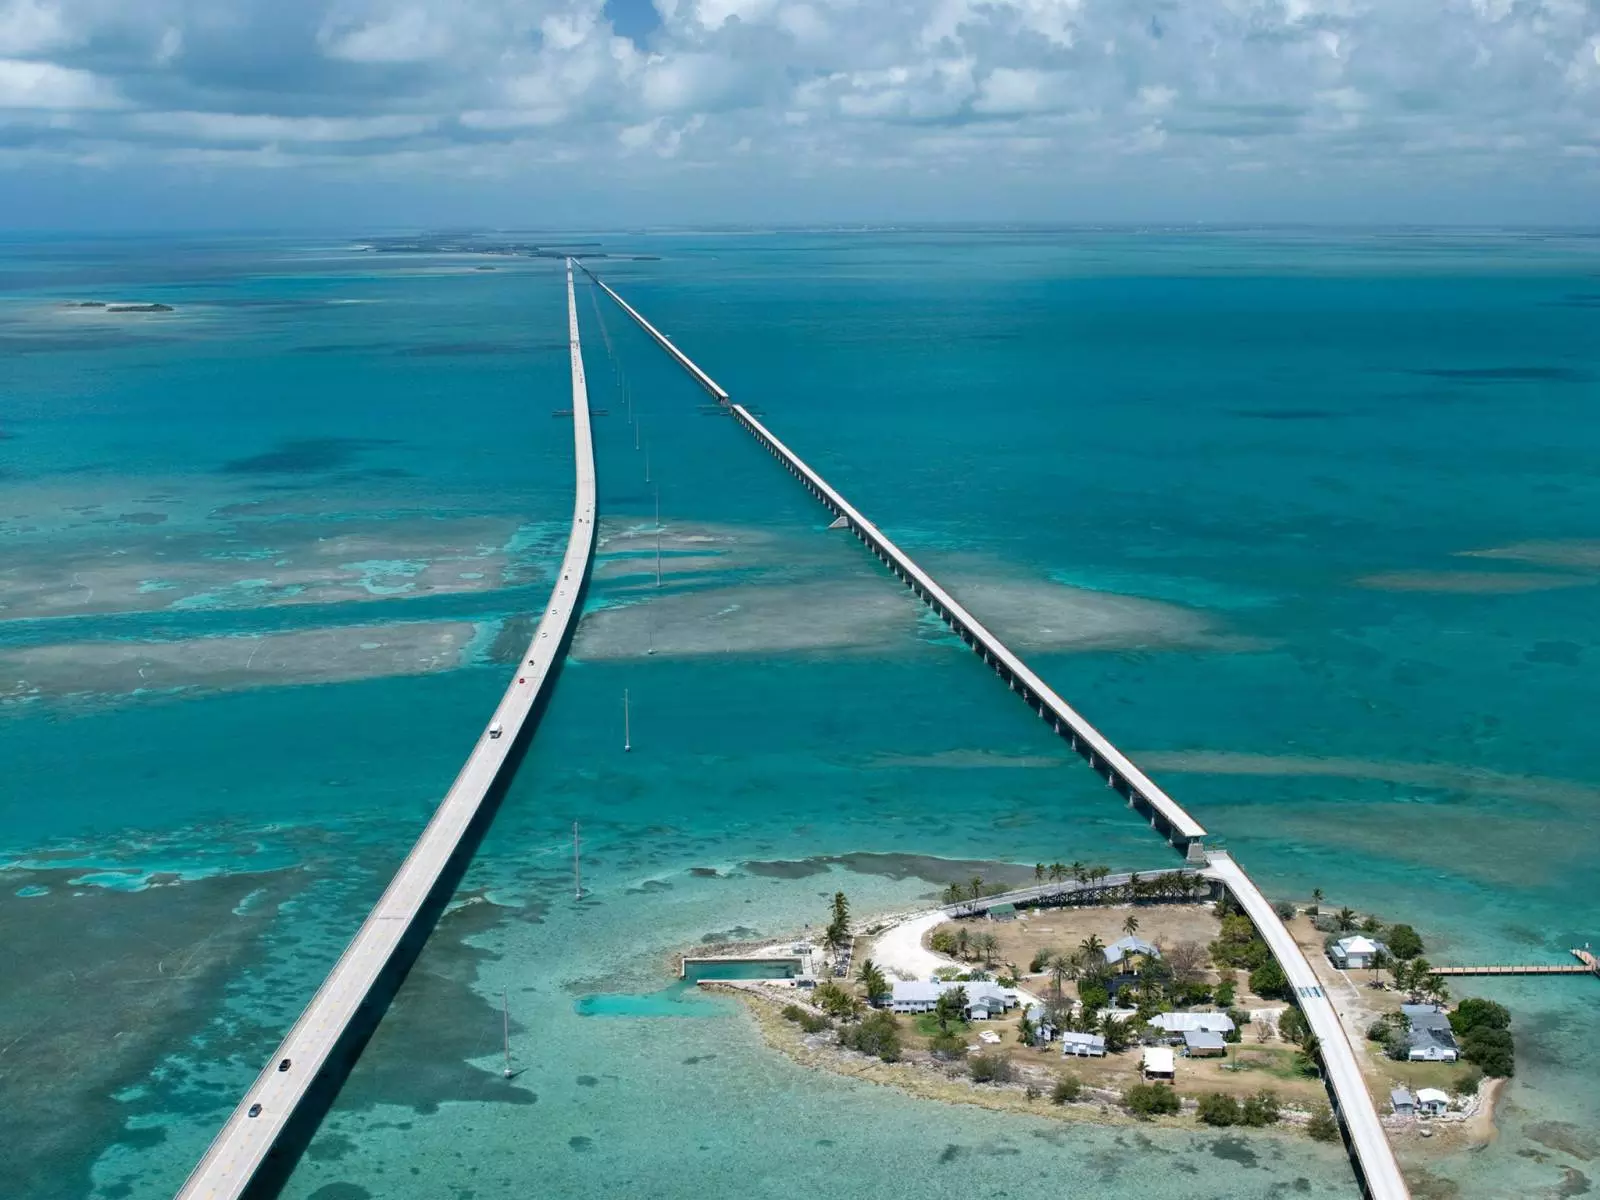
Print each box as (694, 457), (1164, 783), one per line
(1196, 1092), (1240, 1126)
(780, 1004), (831, 1034)
(1454, 1068), (1483, 1097)
(1385, 924), (1424, 960)
(1461, 1027), (1515, 1078)
(1124, 1083), (1181, 1118)
(1249, 961), (1291, 1000)
(968, 1053), (1015, 1084)
(1078, 983), (1110, 1012)
(1450, 998), (1511, 1036)
(1029, 949), (1055, 974)
(812, 981), (863, 1019)
(1224, 1009), (1247, 1043)
(1306, 1104), (1339, 1142)
(1240, 1090), (1281, 1127)
(929, 929), (958, 954)
(1214, 977), (1237, 1008)
(1278, 1007), (1310, 1046)
(928, 1030), (968, 1061)
(840, 1011), (903, 1062)
(1051, 1074), (1082, 1104)
(1274, 900), (1297, 920)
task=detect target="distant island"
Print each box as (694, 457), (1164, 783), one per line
(64, 301), (175, 313)
(354, 235), (659, 261)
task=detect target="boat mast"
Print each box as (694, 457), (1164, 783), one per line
(623, 689), (631, 753)
(573, 820), (583, 900)
(502, 991), (512, 1078)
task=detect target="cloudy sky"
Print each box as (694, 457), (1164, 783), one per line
(1, 0), (1597, 228)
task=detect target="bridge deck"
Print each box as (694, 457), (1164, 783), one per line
(588, 268), (1408, 1200)
(580, 264), (1203, 846)
(174, 262), (597, 1200)
(1205, 854), (1409, 1199)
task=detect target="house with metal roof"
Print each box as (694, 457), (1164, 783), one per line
(1328, 935), (1388, 970)
(1415, 1087), (1450, 1117)
(1182, 1030), (1228, 1057)
(888, 979), (1021, 1019)
(1141, 1045), (1176, 1081)
(889, 981), (943, 1013)
(1390, 1087), (1415, 1117)
(1401, 1003), (1460, 1062)
(1149, 1011), (1236, 1035)
(1103, 936), (1162, 969)
(1060, 1031), (1107, 1058)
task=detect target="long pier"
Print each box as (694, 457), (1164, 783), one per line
(586, 268), (1409, 1200)
(1432, 949), (1598, 978)
(174, 261), (597, 1200)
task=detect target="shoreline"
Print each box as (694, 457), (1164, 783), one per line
(682, 898), (1506, 1159)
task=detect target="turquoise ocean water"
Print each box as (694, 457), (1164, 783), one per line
(2, 229), (1598, 1200)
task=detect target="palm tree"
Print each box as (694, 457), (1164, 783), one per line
(1048, 861), (1067, 883)
(1048, 953), (1078, 1000)
(1335, 906), (1357, 932)
(968, 876), (985, 900)
(1071, 861), (1087, 885)
(976, 932), (1000, 967)
(1368, 947), (1390, 986)
(1312, 888), (1325, 907)
(1079, 933), (1105, 962)
(1034, 863), (1046, 881)
(934, 986), (967, 1032)
(857, 958), (890, 1006)
(941, 882), (963, 904)
(1122, 915), (1140, 939)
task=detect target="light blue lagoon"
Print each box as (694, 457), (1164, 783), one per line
(2, 229), (1597, 1200)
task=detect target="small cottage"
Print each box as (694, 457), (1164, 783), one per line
(1104, 936), (1162, 973)
(1402, 1004), (1460, 1063)
(1182, 1030), (1228, 1058)
(1025, 1004), (1056, 1042)
(1390, 1087), (1415, 1117)
(1415, 1087), (1450, 1117)
(1060, 1030), (1107, 1058)
(1328, 935), (1388, 970)
(1141, 1045), (1176, 1082)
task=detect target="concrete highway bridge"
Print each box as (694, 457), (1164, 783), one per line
(584, 265), (1411, 1200)
(173, 262), (598, 1200)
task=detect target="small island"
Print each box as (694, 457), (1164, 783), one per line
(63, 300), (175, 313)
(688, 867), (1516, 1159)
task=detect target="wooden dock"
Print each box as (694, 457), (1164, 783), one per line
(1430, 948), (1598, 977)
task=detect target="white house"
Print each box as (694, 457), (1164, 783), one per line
(1142, 1045), (1176, 1081)
(1402, 1004), (1460, 1063)
(1182, 1030), (1228, 1057)
(1025, 1004), (1056, 1042)
(889, 981), (943, 1013)
(1061, 1031), (1107, 1058)
(888, 979), (1021, 1019)
(1149, 1012), (1236, 1036)
(1415, 1087), (1450, 1117)
(1103, 936), (1162, 970)
(1328, 935), (1388, 970)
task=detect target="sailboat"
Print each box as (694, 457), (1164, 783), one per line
(623, 689), (631, 752)
(502, 991), (513, 1078)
